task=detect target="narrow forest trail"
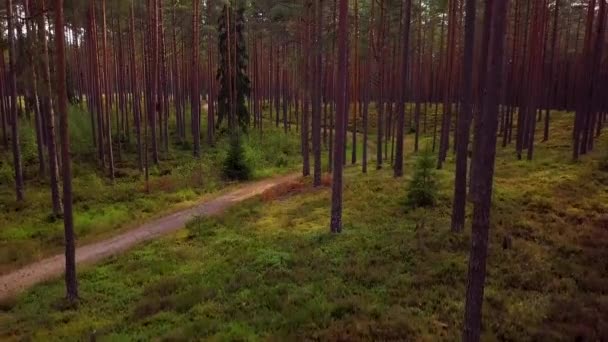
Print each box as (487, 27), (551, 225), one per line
(0, 173), (300, 301)
(0, 100), (377, 301)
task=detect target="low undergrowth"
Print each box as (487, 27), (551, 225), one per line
(1, 112), (606, 340)
(0, 106), (302, 273)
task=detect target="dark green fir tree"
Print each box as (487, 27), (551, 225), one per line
(217, 3), (251, 134)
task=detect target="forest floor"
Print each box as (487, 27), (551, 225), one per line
(0, 172), (300, 300)
(1, 112), (607, 340)
(0, 105), (305, 273)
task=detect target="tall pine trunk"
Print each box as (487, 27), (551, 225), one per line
(312, 0), (323, 186)
(101, 0), (116, 179)
(192, 0), (201, 157)
(24, 0), (45, 178)
(55, 0), (79, 302)
(130, 2), (144, 172)
(376, 0), (385, 170)
(451, 0), (476, 232)
(330, 0), (348, 234)
(38, 0), (62, 216)
(6, 0), (25, 201)
(394, 0), (411, 177)
(543, 0), (559, 142)
(463, 0), (508, 339)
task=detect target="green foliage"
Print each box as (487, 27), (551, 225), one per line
(405, 149), (439, 208)
(268, 2), (301, 20)
(0, 106), (303, 272)
(216, 3), (251, 133)
(241, 128), (300, 177)
(222, 135), (252, 181)
(5, 141), (608, 340)
(2, 111), (607, 341)
(0, 162), (14, 185)
(18, 123), (38, 165)
(68, 106), (95, 155)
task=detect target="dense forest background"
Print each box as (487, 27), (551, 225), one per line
(0, 0), (607, 340)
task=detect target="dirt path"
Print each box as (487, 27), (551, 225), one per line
(0, 173), (299, 301)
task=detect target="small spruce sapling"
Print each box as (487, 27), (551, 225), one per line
(405, 149), (439, 208)
(222, 135), (252, 181)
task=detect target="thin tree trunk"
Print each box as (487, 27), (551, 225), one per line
(362, 61), (369, 173)
(351, 0), (359, 166)
(312, 0), (323, 186)
(0, 54), (7, 150)
(330, 0), (348, 234)
(130, 1), (144, 172)
(376, 0), (385, 170)
(394, 0), (412, 177)
(413, 0), (423, 153)
(101, 0), (115, 179)
(37, 0), (62, 216)
(543, 0), (559, 142)
(192, 0), (201, 157)
(55, 0), (79, 302)
(437, 0), (458, 170)
(451, 0), (476, 232)
(147, 0), (159, 164)
(302, 7), (311, 177)
(24, 0), (45, 178)
(6, 0), (25, 201)
(158, 3), (169, 154)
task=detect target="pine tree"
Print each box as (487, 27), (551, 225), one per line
(6, 0), (24, 202)
(463, 0), (509, 339)
(330, 0), (348, 234)
(451, 0), (477, 232)
(192, 0), (201, 157)
(55, 0), (79, 302)
(394, 0), (412, 178)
